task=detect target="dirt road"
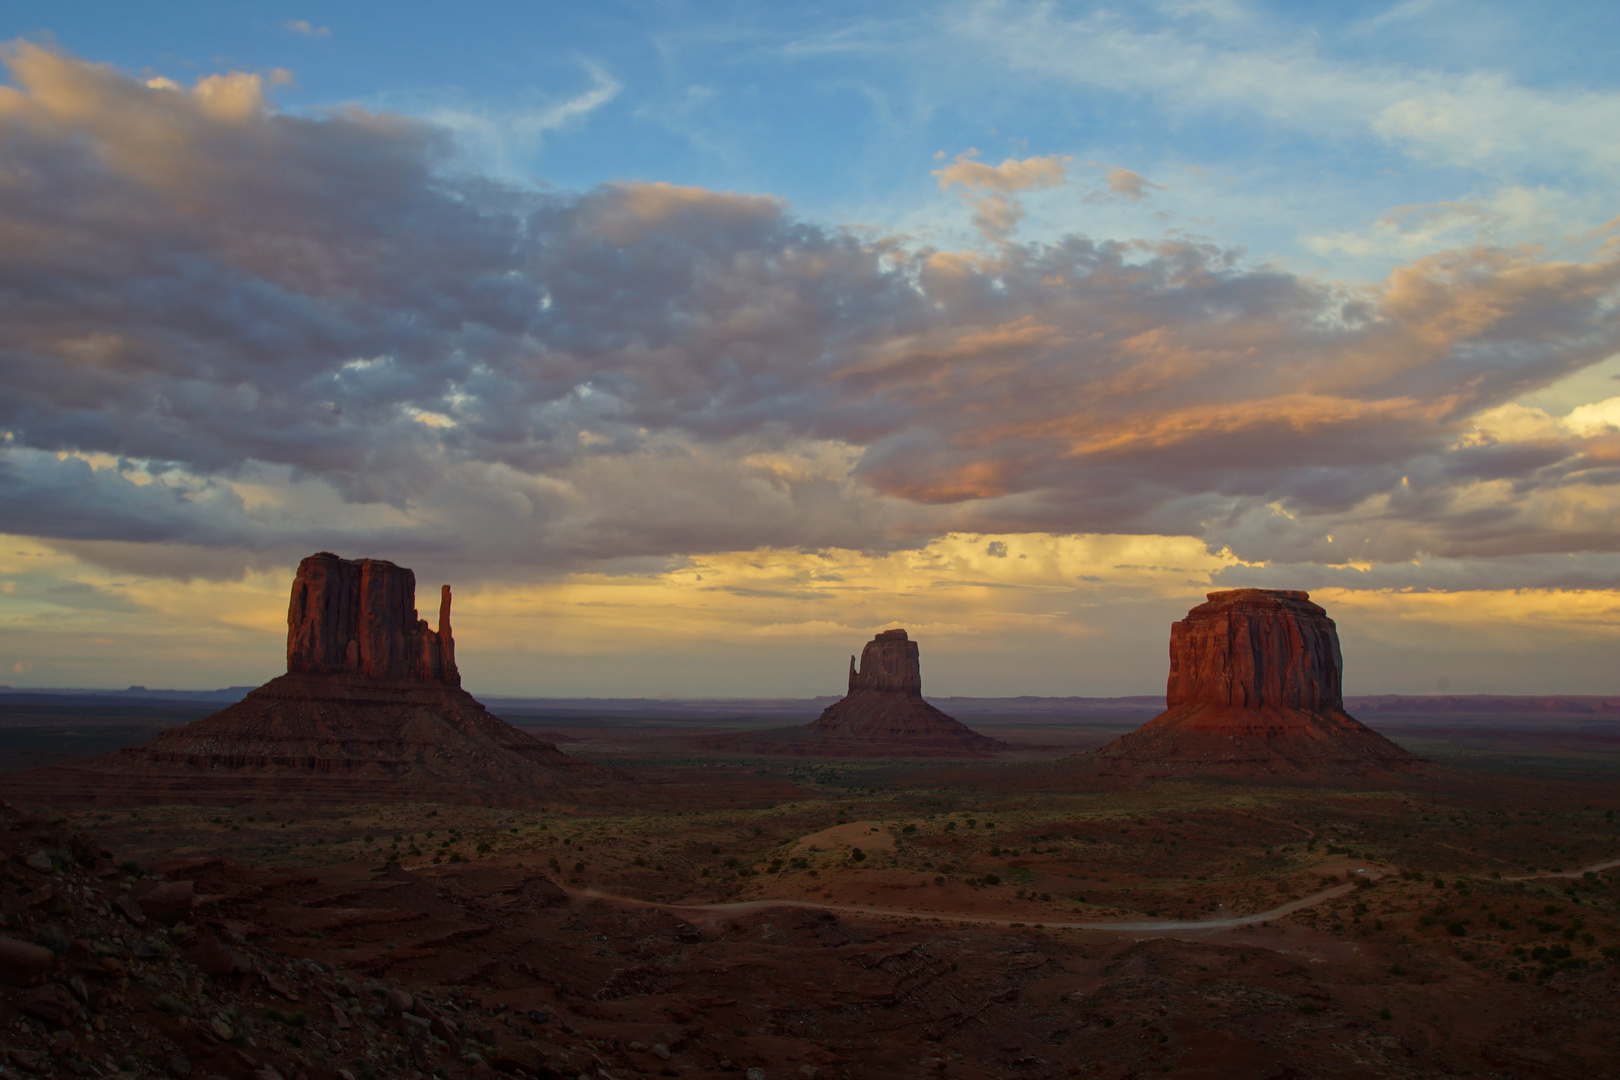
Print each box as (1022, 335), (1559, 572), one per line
(571, 852), (1619, 937)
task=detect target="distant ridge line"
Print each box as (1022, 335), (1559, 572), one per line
(1, 688), (1616, 714)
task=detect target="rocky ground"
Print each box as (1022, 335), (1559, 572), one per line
(2, 773), (1617, 1080)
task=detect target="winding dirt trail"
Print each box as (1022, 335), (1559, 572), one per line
(571, 871), (1380, 935)
(1507, 856), (1620, 881)
(569, 853), (1620, 937)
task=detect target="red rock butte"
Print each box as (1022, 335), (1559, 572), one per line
(694, 629), (1006, 757)
(8, 553), (607, 805)
(287, 552), (459, 683)
(1093, 589), (1420, 776)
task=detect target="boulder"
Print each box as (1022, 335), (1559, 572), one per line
(18, 983), (79, 1027)
(67, 830), (101, 868)
(113, 894), (147, 927)
(187, 936), (251, 976)
(0, 936), (54, 986)
(132, 880), (193, 926)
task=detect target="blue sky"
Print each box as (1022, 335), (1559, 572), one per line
(1, 2), (1618, 695)
(14, 0), (1619, 274)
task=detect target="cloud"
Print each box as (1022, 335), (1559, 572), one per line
(1102, 167), (1162, 202)
(933, 149), (1070, 239)
(954, 2), (1620, 181)
(423, 60), (620, 175)
(2, 44), (1620, 592)
(284, 20), (330, 39)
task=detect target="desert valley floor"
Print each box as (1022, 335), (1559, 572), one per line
(0, 695), (1617, 1080)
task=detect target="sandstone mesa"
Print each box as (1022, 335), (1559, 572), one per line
(1094, 588), (1421, 776)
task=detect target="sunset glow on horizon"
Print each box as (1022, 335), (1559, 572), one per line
(1, 2), (1618, 696)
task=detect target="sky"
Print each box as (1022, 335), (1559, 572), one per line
(1, 1), (1618, 697)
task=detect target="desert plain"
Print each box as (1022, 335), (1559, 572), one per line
(0, 696), (1617, 1080)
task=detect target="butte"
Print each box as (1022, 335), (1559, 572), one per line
(1092, 588), (1421, 777)
(693, 629), (1007, 757)
(9, 553), (607, 805)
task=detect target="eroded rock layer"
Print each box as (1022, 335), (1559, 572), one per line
(1096, 589), (1419, 776)
(120, 674), (589, 786)
(1166, 589), (1341, 711)
(845, 628), (923, 695)
(287, 552), (458, 684)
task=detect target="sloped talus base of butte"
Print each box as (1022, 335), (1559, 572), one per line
(1092, 702), (1424, 777)
(7, 673), (616, 806)
(692, 691), (1009, 758)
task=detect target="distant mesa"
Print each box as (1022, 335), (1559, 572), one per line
(1092, 589), (1421, 777)
(8, 552), (607, 804)
(693, 628), (1008, 757)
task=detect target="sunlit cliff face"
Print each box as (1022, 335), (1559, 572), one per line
(0, 43), (1618, 694)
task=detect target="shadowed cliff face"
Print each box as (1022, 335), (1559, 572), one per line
(1166, 589), (1342, 711)
(286, 552), (458, 685)
(1098, 589), (1420, 776)
(847, 628), (923, 695)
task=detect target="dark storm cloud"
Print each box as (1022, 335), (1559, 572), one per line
(3, 45), (1620, 581)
